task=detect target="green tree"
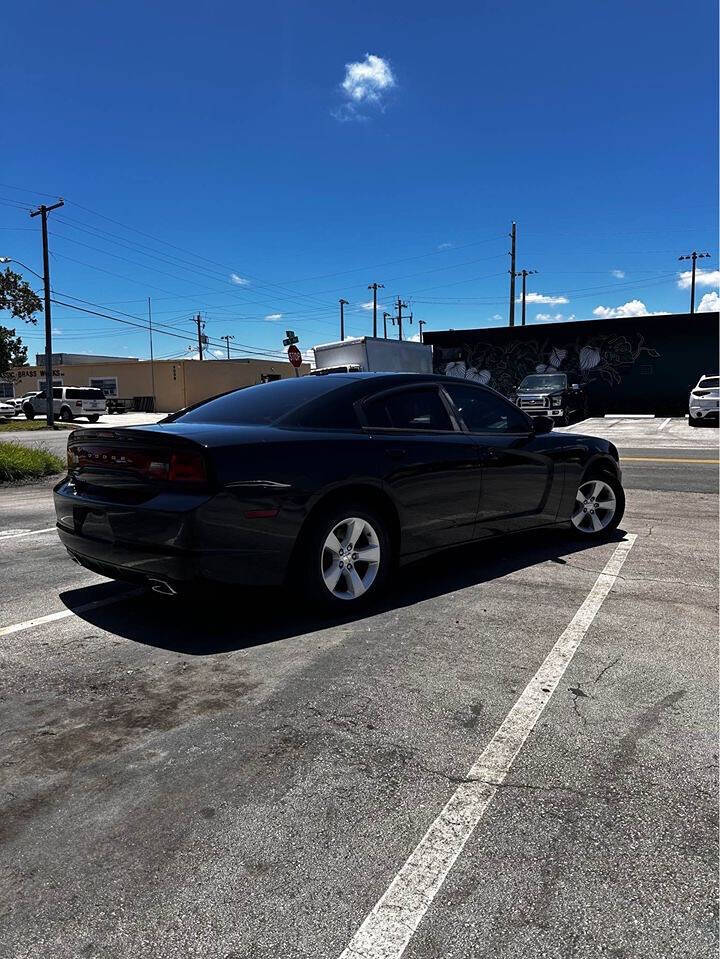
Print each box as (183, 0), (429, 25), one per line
(0, 327), (29, 376)
(0, 267), (41, 376)
(0, 267), (43, 323)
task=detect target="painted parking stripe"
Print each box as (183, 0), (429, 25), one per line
(622, 456), (719, 464)
(658, 417), (671, 430)
(338, 534), (637, 959)
(0, 527), (56, 539)
(0, 589), (143, 638)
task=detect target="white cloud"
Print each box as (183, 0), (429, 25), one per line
(342, 53), (395, 102)
(697, 291), (720, 312)
(677, 268), (720, 290)
(611, 269), (625, 279)
(524, 292), (569, 305)
(212, 350), (225, 358)
(334, 53), (395, 121)
(491, 314), (502, 321)
(437, 242), (453, 251)
(592, 299), (668, 319)
(360, 301), (374, 310)
(230, 273), (249, 286)
(264, 313), (283, 321)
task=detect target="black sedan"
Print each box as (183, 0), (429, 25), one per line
(54, 373), (625, 607)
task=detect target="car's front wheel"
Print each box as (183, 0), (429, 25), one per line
(87, 414), (100, 422)
(570, 474), (625, 538)
(23, 406), (35, 420)
(60, 406), (74, 422)
(301, 504), (391, 608)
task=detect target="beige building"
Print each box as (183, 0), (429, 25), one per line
(4, 354), (310, 413)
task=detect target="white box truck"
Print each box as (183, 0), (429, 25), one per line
(312, 337), (433, 375)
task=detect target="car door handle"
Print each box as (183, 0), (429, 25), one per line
(385, 448), (407, 458)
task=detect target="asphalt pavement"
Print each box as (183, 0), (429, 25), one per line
(0, 418), (717, 958)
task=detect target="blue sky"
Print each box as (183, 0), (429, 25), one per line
(2, 0), (718, 363)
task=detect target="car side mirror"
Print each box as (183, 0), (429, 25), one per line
(533, 415), (554, 434)
(571, 383), (580, 390)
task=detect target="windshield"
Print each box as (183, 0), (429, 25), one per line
(698, 377), (719, 389)
(519, 374), (567, 390)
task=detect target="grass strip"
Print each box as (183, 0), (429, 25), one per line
(0, 442), (65, 482)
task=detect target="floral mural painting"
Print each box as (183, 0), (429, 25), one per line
(436, 333), (660, 397)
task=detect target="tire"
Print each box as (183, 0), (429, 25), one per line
(569, 472), (625, 539)
(23, 406), (35, 420)
(299, 503), (392, 609)
(688, 416), (700, 428)
(59, 406), (74, 422)
(557, 412), (568, 427)
(87, 414), (100, 423)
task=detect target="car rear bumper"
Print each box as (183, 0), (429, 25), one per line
(54, 480), (293, 587)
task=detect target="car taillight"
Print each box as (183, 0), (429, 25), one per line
(167, 451), (206, 483)
(76, 401), (83, 407)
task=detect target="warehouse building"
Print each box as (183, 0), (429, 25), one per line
(3, 353), (309, 413)
(424, 311), (719, 416)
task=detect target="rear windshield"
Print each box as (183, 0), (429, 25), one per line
(168, 376), (351, 425)
(66, 388), (105, 399)
(519, 374), (567, 390)
(699, 377), (719, 389)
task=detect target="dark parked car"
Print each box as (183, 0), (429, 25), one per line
(514, 373), (587, 426)
(54, 373), (624, 608)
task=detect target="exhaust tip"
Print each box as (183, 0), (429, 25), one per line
(148, 578), (177, 596)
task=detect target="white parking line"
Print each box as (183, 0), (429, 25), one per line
(338, 534), (637, 959)
(0, 527), (56, 539)
(0, 589), (143, 638)
(658, 417), (671, 430)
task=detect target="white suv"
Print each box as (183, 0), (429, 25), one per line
(689, 374), (719, 427)
(23, 387), (106, 423)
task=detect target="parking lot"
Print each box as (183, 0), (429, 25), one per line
(1, 417), (717, 958)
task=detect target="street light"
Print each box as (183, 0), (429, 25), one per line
(0, 256), (44, 281)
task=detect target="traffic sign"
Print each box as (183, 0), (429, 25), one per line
(283, 332), (299, 346)
(287, 344), (302, 368)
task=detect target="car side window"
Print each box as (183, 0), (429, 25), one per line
(52, 387), (62, 399)
(363, 387), (454, 432)
(444, 383), (530, 433)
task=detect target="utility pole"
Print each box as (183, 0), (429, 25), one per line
(513, 269), (538, 327)
(368, 282), (384, 337)
(29, 199), (64, 427)
(508, 221), (517, 328)
(383, 311), (391, 339)
(678, 251), (711, 314)
(395, 297), (408, 341)
(196, 313), (204, 360)
(147, 297), (156, 410)
(221, 334), (235, 359)
(339, 298), (348, 340)
(418, 319), (426, 343)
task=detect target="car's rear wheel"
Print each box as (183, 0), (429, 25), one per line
(689, 415), (700, 427)
(23, 406), (35, 420)
(301, 504), (391, 608)
(87, 414), (100, 422)
(60, 406), (74, 422)
(570, 474), (624, 538)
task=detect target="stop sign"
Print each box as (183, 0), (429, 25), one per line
(287, 344), (302, 368)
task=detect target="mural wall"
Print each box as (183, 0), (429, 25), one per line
(426, 312), (719, 415)
(434, 333), (660, 397)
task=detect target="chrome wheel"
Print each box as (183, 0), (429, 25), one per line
(571, 479), (617, 534)
(321, 516), (381, 601)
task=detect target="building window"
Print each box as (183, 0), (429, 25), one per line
(89, 377), (118, 396)
(0, 381), (13, 399)
(38, 378), (63, 391)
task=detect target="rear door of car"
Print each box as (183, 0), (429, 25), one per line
(358, 383), (482, 554)
(441, 381), (559, 535)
